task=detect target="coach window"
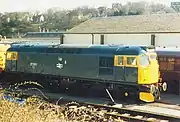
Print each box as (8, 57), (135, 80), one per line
(175, 59), (180, 64)
(167, 58), (174, 71)
(139, 54), (150, 67)
(126, 57), (137, 66)
(159, 57), (166, 70)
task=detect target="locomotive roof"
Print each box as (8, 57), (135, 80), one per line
(7, 44), (153, 55)
(156, 47), (180, 56)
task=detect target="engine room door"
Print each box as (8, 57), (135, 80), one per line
(124, 56), (138, 83)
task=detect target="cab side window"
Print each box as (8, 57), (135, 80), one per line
(140, 54), (150, 66)
(127, 57), (137, 66)
(6, 52), (12, 60)
(118, 56), (124, 65)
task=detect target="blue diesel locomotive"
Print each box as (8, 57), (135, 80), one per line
(3, 44), (166, 102)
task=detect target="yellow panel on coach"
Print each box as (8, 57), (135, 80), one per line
(0, 44), (11, 71)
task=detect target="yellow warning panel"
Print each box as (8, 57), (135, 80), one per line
(0, 54), (4, 69)
(0, 44), (11, 70)
(139, 92), (155, 103)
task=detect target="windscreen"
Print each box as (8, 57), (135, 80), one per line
(139, 54), (150, 67)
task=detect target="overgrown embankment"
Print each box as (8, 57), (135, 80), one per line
(0, 91), (124, 122)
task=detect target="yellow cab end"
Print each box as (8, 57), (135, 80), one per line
(139, 92), (155, 103)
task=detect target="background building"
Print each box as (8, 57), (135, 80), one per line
(64, 13), (180, 47)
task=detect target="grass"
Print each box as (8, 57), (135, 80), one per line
(0, 81), (124, 122)
(0, 94), (124, 122)
(0, 94), (64, 122)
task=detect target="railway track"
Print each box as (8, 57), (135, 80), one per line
(74, 102), (180, 122)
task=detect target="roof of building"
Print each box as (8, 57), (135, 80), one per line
(67, 13), (180, 33)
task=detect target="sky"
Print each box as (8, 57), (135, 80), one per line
(0, 0), (179, 12)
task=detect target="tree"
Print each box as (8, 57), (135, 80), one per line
(171, 2), (180, 12)
(0, 1), (176, 37)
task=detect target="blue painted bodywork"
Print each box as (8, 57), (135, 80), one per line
(8, 44), (149, 56)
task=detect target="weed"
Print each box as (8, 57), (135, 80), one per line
(0, 81), (124, 122)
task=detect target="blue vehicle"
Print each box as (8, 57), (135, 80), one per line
(3, 43), (166, 102)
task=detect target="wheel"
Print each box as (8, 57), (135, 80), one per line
(153, 87), (160, 100)
(162, 82), (167, 92)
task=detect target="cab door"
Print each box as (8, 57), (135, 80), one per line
(114, 55), (125, 81)
(125, 56), (138, 83)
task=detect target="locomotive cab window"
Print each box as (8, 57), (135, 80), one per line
(6, 52), (18, 60)
(114, 55), (124, 66)
(126, 56), (137, 66)
(139, 54), (150, 67)
(6, 52), (11, 60)
(118, 56), (124, 65)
